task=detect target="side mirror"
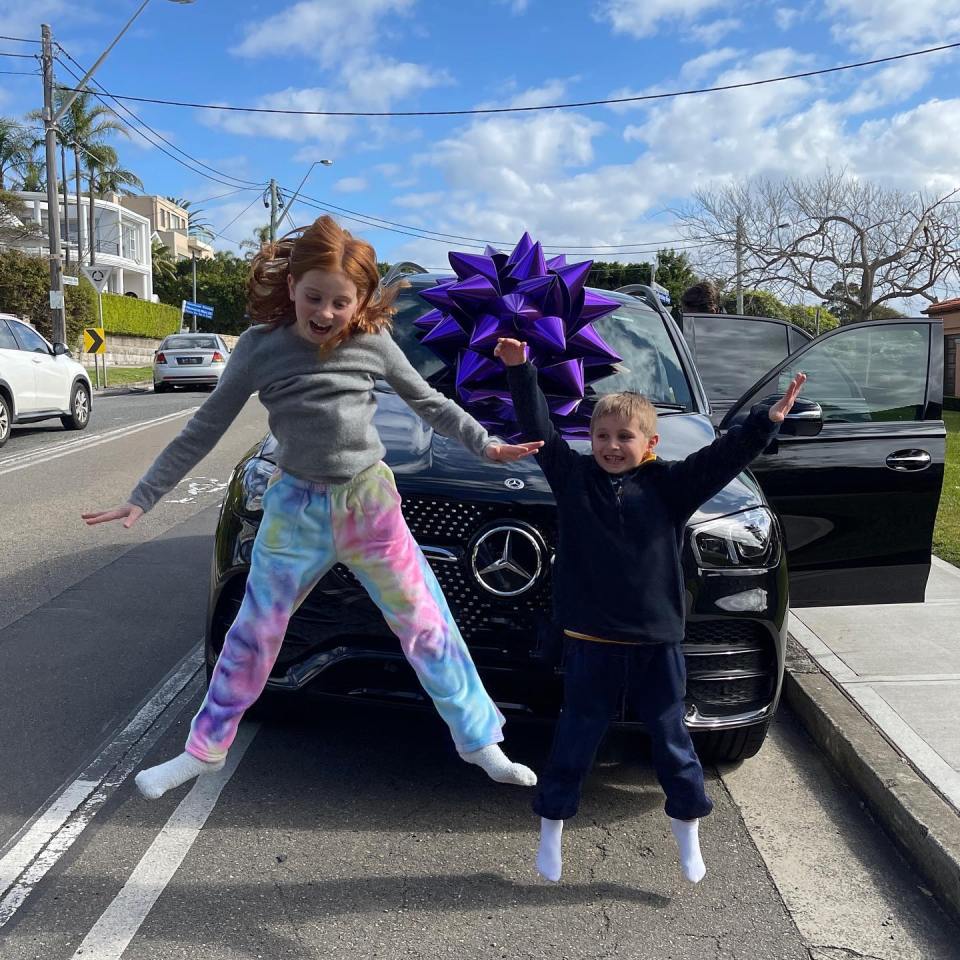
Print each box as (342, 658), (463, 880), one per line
(768, 395), (823, 437)
(53, 341), (70, 357)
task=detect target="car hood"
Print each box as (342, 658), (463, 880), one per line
(366, 386), (765, 521)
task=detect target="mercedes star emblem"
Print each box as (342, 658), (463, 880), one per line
(504, 478), (525, 490)
(470, 524), (543, 597)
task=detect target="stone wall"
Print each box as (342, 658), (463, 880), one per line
(74, 332), (240, 368)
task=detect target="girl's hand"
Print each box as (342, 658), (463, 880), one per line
(81, 502), (144, 529)
(485, 441), (545, 462)
(769, 372), (807, 422)
(494, 338), (528, 367)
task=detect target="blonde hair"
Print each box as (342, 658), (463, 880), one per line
(590, 392), (658, 435)
(246, 215), (398, 346)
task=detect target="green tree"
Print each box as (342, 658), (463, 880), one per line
(0, 189), (42, 245)
(151, 239), (177, 287)
(154, 250), (251, 335)
(721, 288), (791, 319)
(0, 119), (31, 190)
(165, 196), (212, 237)
(0, 248), (96, 345)
(785, 304), (839, 335)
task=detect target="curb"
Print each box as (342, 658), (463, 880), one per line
(783, 635), (960, 927)
(93, 382), (152, 397)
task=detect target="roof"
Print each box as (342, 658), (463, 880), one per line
(922, 298), (960, 316)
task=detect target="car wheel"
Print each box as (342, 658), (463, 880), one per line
(0, 393), (11, 448)
(692, 720), (771, 764)
(154, 382), (170, 394)
(60, 382), (91, 431)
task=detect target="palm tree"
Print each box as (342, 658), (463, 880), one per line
(31, 91), (129, 265)
(151, 238), (177, 284)
(0, 119), (31, 190)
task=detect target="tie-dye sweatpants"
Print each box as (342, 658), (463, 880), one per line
(186, 461), (505, 761)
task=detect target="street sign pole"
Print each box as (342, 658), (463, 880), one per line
(98, 291), (106, 387)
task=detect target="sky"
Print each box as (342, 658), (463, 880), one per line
(2, 0), (960, 300)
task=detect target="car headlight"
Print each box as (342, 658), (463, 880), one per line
(690, 507), (778, 569)
(240, 456), (277, 514)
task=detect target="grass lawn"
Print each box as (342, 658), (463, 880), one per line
(84, 365), (153, 387)
(933, 410), (960, 568)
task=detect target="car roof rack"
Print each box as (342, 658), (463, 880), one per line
(381, 261), (429, 287)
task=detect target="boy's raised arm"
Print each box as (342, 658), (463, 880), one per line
(665, 372), (806, 519)
(497, 338), (580, 487)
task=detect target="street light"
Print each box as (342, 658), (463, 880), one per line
(42, 0), (195, 345)
(274, 159), (335, 235)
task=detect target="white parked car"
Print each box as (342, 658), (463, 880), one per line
(0, 313), (92, 448)
(153, 333), (230, 392)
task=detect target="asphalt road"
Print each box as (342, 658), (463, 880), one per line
(0, 388), (956, 959)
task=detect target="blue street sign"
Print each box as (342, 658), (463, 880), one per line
(183, 300), (214, 319)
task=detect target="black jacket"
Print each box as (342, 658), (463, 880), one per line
(506, 362), (780, 645)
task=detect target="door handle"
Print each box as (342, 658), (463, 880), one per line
(885, 449), (931, 471)
(31, 358), (42, 364)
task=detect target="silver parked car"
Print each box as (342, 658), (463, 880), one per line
(153, 333), (230, 392)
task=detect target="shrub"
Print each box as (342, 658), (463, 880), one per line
(98, 291), (180, 339)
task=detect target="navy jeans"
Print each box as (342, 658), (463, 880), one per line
(533, 638), (713, 821)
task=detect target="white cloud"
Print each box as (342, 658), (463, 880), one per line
(596, 0), (729, 38)
(825, 0), (960, 53)
(689, 17), (743, 44)
(334, 176), (368, 193)
(774, 6), (800, 30)
(496, 0), (530, 13)
(231, 0), (415, 66)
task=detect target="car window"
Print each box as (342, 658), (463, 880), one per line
(390, 290), (693, 408)
(10, 321), (50, 354)
(163, 336), (218, 350)
(693, 317), (790, 399)
(0, 319), (19, 351)
(774, 323), (929, 423)
(788, 327), (811, 353)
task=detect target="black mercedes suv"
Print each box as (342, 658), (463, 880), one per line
(205, 275), (945, 762)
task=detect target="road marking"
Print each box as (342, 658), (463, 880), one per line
(70, 723), (258, 960)
(0, 646), (204, 928)
(0, 407), (200, 478)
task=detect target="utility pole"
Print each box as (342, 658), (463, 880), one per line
(41, 24), (66, 345)
(269, 179), (279, 243)
(190, 249), (197, 332)
(735, 214), (744, 315)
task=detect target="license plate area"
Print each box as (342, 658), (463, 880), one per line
(177, 356), (203, 365)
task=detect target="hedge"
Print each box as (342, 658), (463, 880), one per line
(99, 291), (180, 339)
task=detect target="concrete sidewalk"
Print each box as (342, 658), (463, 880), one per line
(783, 556), (960, 926)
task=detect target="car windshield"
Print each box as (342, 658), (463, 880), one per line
(390, 288), (693, 409)
(163, 336), (218, 350)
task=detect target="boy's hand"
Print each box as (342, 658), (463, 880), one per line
(494, 338), (528, 367)
(82, 502), (144, 529)
(769, 372), (807, 422)
(485, 441), (545, 462)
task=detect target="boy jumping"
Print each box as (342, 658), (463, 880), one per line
(494, 336), (805, 884)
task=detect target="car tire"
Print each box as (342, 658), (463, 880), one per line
(692, 720), (771, 764)
(60, 382), (91, 431)
(154, 382), (171, 394)
(0, 393), (11, 448)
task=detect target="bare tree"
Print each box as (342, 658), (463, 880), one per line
(676, 170), (960, 323)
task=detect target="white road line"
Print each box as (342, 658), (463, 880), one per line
(70, 723), (258, 960)
(0, 407), (199, 478)
(0, 646), (204, 928)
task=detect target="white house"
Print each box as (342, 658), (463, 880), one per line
(9, 191), (154, 300)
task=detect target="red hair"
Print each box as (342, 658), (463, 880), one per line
(246, 215), (398, 343)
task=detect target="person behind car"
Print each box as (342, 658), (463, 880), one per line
(494, 335), (805, 885)
(82, 215), (546, 800)
(680, 280), (721, 313)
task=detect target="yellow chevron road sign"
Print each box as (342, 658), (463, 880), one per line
(83, 328), (106, 355)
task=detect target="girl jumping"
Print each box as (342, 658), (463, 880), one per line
(83, 215), (543, 799)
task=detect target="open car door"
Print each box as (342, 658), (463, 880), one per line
(719, 319), (946, 607)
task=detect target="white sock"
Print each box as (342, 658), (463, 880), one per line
(458, 744), (537, 786)
(536, 817), (564, 882)
(135, 752), (225, 800)
(670, 817), (707, 883)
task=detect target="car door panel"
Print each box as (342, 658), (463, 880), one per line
(0, 318), (39, 414)
(10, 320), (64, 409)
(720, 320), (945, 606)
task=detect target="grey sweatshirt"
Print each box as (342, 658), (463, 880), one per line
(129, 323), (494, 513)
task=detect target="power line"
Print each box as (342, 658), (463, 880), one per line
(0, 50), (38, 58)
(57, 41), (960, 118)
(0, 69), (37, 76)
(0, 35), (41, 43)
(207, 191), (264, 244)
(54, 48), (267, 192)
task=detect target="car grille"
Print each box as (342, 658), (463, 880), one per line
(326, 495), (555, 647)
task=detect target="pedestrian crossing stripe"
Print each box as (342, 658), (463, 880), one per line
(83, 328), (106, 355)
